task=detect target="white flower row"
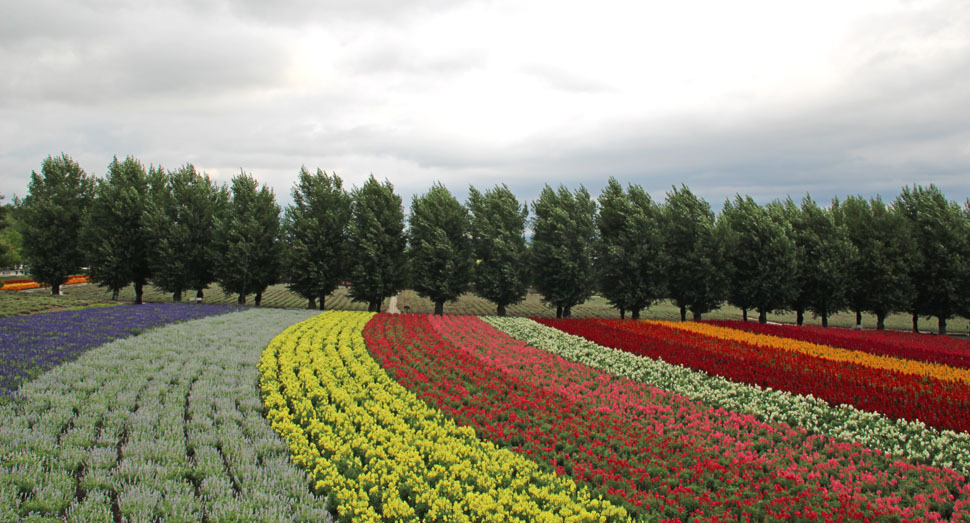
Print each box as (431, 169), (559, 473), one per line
(0, 308), (334, 522)
(484, 317), (970, 475)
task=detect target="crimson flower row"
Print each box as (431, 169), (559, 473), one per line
(363, 313), (970, 521)
(709, 320), (970, 369)
(540, 318), (970, 434)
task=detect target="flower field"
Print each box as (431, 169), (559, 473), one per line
(0, 303), (240, 397)
(5, 306), (970, 521)
(0, 275), (89, 291)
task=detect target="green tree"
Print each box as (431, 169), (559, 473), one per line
(895, 185), (969, 334)
(0, 195), (22, 268)
(282, 167), (352, 310)
(215, 171), (282, 305)
(719, 195), (796, 324)
(664, 185), (725, 321)
(834, 195), (916, 330)
(787, 196), (854, 327)
(408, 183), (473, 315)
(594, 178), (666, 319)
(145, 164), (227, 302)
(530, 184), (597, 318)
(83, 156), (154, 303)
(347, 175), (408, 312)
(17, 155), (94, 295)
(467, 184), (530, 316)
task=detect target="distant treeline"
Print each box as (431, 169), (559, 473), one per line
(13, 153), (970, 333)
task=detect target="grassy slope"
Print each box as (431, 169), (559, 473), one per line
(5, 281), (967, 334)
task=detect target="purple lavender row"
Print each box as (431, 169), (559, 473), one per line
(0, 303), (241, 397)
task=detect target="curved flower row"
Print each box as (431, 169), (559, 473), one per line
(709, 319), (970, 369)
(258, 311), (625, 523)
(550, 318), (970, 433)
(367, 313), (970, 521)
(1, 275), (89, 291)
(657, 320), (970, 385)
(485, 317), (970, 475)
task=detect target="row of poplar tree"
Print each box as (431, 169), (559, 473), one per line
(16, 153), (970, 333)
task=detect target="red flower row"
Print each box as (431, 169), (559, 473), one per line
(709, 320), (970, 370)
(363, 313), (970, 521)
(537, 318), (970, 434)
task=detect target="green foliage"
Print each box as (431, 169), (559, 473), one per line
(282, 167), (352, 309)
(835, 196), (914, 329)
(530, 184), (597, 318)
(215, 171), (282, 305)
(408, 183), (473, 315)
(779, 197), (855, 326)
(720, 195), (796, 322)
(347, 175), (408, 311)
(82, 156), (153, 303)
(594, 178), (666, 319)
(144, 164), (227, 301)
(664, 185), (725, 320)
(18, 154), (94, 294)
(0, 196), (23, 267)
(894, 185), (970, 333)
(467, 184), (530, 316)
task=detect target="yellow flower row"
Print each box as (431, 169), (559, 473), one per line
(259, 311), (627, 523)
(652, 320), (970, 385)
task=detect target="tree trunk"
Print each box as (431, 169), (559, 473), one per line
(497, 303), (507, 316)
(619, 307), (625, 320)
(254, 292), (262, 306)
(632, 308), (641, 320)
(692, 311), (702, 321)
(134, 281), (144, 305)
(307, 297), (316, 309)
(112, 288), (120, 301)
(796, 308), (804, 326)
(876, 312), (886, 330)
(742, 307), (748, 322)
(939, 317), (947, 335)
(369, 300), (380, 312)
(563, 305), (572, 318)
(556, 305), (563, 319)
(173, 290), (182, 302)
(680, 305), (687, 321)
(856, 310), (862, 327)
(196, 289), (204, 301)
(318, 295), (326, 310)
(237, 293), (246, 305)
(758, 309), (767, 324)
(52, 283), (61, 296)
(912, 313), (919, 333)
(821, 313), (828, 328)
(434, 300), (444, 315)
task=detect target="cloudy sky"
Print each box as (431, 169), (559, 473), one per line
(2, 0), (968, 209)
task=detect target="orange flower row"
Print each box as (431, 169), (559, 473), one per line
(651, 320), (970, 386)
(1, 275), (90, 291)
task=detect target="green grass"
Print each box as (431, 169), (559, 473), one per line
(6, 280), (967, 334)
(0, 289), (119, 318)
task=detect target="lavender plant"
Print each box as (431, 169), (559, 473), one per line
(0, 303), (240, 397)
(0, 308), (334, 521)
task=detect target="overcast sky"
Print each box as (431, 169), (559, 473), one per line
(2, 0), (968, 210)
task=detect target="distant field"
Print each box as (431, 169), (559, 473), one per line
(5, 281), (967, 334)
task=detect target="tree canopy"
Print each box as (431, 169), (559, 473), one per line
(531, 184), (597, 318)
(408, 182), (473, 315)
(347, 175), (408, 312)
(282, 167), (352, 310)
(664, 185), (725, 321)
(18, 154), (94, 295)
(594, 178), (666, 319)
(467, 184), (530, 316)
